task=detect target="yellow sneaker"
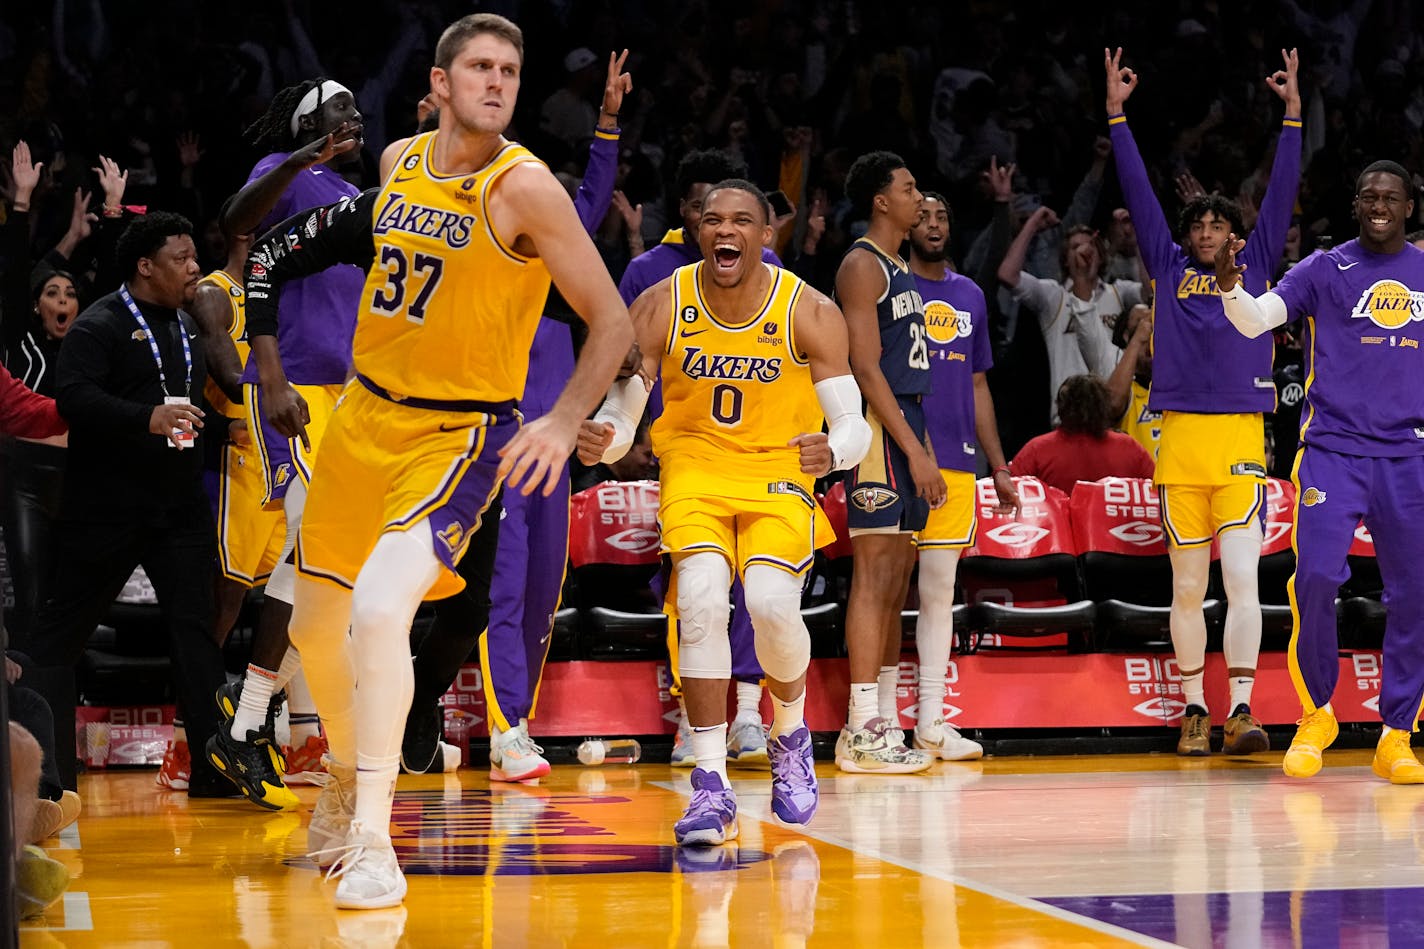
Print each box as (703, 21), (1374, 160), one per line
(1372, 728), (1424, 784)
(1283, 706), (1339, 778)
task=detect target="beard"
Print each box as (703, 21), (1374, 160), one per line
(910, 238), (948, 263)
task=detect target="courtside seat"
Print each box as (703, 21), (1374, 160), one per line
(1071, 478), (1221, 651)
(568, 480), (664, 659)
(80, 568), (171, 706)
(549, 607), (582, 662)
(803, 602), (844, 658)
(956, 477), (1095, 652)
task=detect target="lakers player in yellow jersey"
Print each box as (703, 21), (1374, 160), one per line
(583, 180), (871, 845)
(243, 13), (633, 909)
(187, 225), (309, 810)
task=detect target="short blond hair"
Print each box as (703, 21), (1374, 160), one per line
(435, 13), (523, 71)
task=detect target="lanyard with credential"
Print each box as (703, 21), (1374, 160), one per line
(119, 284), (191, 400)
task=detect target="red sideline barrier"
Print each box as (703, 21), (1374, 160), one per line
(432, 652), (1387, 743)
(568, 480), (661, 568)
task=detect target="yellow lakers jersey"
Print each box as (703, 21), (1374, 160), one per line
(356, 132), (551, 403)
(199, 270), (248, 420)
(652, 262), (821, 487)
(1120, 379), (1162, 461)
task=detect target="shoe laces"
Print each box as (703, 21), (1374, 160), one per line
(686, 783), (734, 819)
(1184, 714), (1210, 742)
(773, 740), (814, 789)
(499, 725), (543, 759)
(1296, 708), (1335, 739)
(316, 826), (387, 881)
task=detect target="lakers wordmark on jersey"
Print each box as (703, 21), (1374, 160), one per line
(358, 132), (551, 404)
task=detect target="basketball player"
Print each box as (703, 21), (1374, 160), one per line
(1217, 160), (1424, 784)
(205, 78), (367, 801)
(242, 14), (634, 907)
(1106, 47), (1302, 755)
(583, 178), (870, 844)
(907, 192), (1018, 761)
(619, 149), (785, 769)
(835, 151), (942, 774)
(176, 223), (296, 807)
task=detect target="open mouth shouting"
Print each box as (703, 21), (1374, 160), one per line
(712, 241), (743, 276)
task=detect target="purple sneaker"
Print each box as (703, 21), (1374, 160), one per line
(674, 768), (739, 846)
(768, 726), (819, 826)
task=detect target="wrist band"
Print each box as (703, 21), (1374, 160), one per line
(993, 464), (1012, 476)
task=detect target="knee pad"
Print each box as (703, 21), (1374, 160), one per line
(745, 566), (810, 683)
(674, 553), (731, 649)
(675, 553), (732, 679)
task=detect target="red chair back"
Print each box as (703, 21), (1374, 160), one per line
(1350, 521), (1375, 558)
(1261, 478), (1296, 556)
(963, 477), (1076, 559)
(568, 480), (662, 568)
(1069, 477), (1166, 555)
(818, 481), (853, 560)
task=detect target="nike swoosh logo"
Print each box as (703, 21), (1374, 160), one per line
(680, 328), (708, 338)
(1337, 261), (1361, 271)
(394, 173), (420, 183)
(438, 422), (466, 432)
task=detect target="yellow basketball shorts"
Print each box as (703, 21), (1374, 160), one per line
(295, 380), (518, 600)
(658, 464), (821, 578)
(215, 433), (287, 587)
(916, 469), (979, 549)
(1155, 411), (1267, 548)
(247, 381), (344, 510)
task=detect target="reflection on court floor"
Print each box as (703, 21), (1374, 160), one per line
(20, 749), (1424, 947)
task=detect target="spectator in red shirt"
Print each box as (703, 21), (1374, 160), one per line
(1008, 374), (1154, 495)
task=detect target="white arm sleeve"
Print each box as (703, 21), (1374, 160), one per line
(593, 374), (651, 463)
(1220, 284), (1289, 339)
(815, 374), (871, 471)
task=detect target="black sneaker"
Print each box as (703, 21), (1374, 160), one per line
(205, 726), (300, 810)
(216, 680), (284, 730)
(400, 700), (444, 774)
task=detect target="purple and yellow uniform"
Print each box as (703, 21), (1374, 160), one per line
(655, 262), (823, 574)
(245, 133), (551, 599)
(1271, 241), (1424, 730)
(239, 154), (364, 508)
(1109, 112), (1301, 546)
(199, 270), (285, 585)
(915, 269), (991, 549)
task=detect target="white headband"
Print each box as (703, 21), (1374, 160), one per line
(290, 80), (353, 136)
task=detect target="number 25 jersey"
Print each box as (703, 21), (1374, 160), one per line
(652, 262), (822, 488)
(843, 237), (931, 397)
(358, 132), (552, 403)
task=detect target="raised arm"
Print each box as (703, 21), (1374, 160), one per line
(222, 133), (360, 237)
(571, 50), (632, 234)
(1105, 304), (1151, 419)
(1241, 49), (1303, 279)
(997, 205), (1059, 289)
(1104, 47), (1180, 277)
(490, 163), (635, 497)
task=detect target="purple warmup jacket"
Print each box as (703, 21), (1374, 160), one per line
(1110, 115), (1302, 414)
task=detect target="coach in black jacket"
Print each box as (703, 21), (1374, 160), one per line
(27, 212), (233, 796)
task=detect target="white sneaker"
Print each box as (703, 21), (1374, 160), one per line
(307, 756), (356, 864)
(489, 722), (551, 783)
(671, 713), (696, 768)
(727, 714), (769, 768)
(437, 741), (462, 773)
(835, 717), (932, 774)
(913, 718), (984, 761)
(329, 820), (407, 910)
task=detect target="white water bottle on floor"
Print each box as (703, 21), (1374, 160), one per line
(577, 739), (641, 765)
